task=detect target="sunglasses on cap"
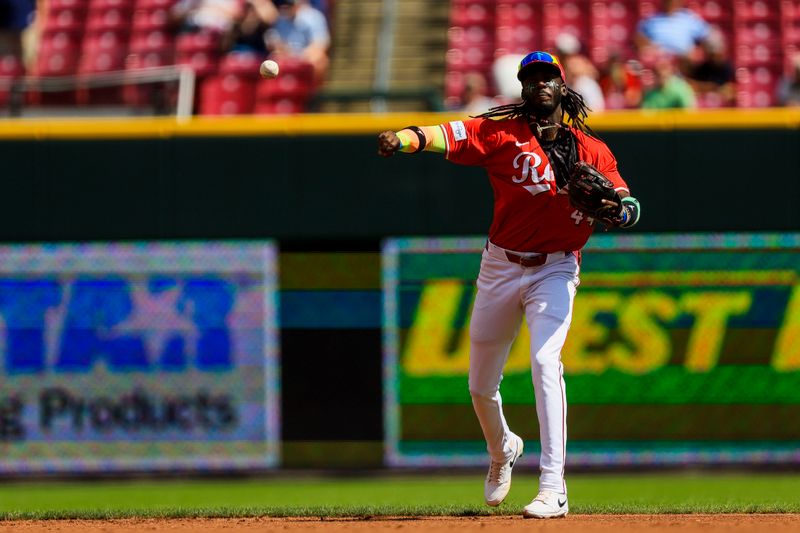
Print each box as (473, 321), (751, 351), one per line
(517, 51), (567, 82)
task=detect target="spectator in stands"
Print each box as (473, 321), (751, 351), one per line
(265, 0), (330, 83)
(635, 0), (711, 65)
(0, 0), (34, 61)
(553, 32), (606, 113)
(599, 53), (643, 109)
(308, 0), (329, 17)
(171, 0), (247, 50)
(685, 29), (735, 106)
(554, 32), (582, 62)
(563, 54), (605, 112)
(232, 0), (279, 54)
(777, 53), (800, 107)
(641, 55), (697, 109)
(456, 71), (497, 115)
(492, 52), (525, 102)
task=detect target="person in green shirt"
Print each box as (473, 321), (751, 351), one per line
(641, 56), (697, 109)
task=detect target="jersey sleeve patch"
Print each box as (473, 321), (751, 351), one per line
(450, 120), (467, 141)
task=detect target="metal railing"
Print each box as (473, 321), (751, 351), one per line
(0, 65), (197, 120)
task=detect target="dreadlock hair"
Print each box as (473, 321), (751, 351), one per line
(475, 87), (597, 138)
(474, 86), (598, 189)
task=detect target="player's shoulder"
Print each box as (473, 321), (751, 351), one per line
(446, 116), (511, 136)
(461, 115), (525, 134)
(572, 128), (614, 155)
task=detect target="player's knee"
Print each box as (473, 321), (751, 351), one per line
(531, 350), (558, 371)
(468, 381), (498, 401)
(470, 323), (516, 345)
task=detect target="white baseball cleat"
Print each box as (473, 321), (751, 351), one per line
(484, 434), (524, 506)
(522, 490), (569, 518)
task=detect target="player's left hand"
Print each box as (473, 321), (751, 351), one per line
(377, 131), (401, 157)
(567, 161), (624, 227)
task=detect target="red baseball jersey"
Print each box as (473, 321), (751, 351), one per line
(439, 117), (629, 253)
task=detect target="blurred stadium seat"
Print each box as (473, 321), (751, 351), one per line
(37, 30), (82, 76)
(589, 0), (638, 64)
(0, 55), (24, 107)
(199, 74), (256, 115)
(175, 31), (222, 78)
(495, 1), (540, 56)
(254, 58), (315, 114)
(20, 0), (800, 114)
(542, 0), (590, 50)
(439, 0), (798, 109)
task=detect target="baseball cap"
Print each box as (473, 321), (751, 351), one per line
(517, 51), (567, 83)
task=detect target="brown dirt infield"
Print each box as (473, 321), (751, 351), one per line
(2, 515), (800, 532)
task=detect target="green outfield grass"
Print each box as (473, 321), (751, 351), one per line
(1, 472), (799, 519)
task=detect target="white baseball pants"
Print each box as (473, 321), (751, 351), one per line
(468, 241), (580, 494)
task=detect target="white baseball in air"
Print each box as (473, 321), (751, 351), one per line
(259, 59), (279, 79)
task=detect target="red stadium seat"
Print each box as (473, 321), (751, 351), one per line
(198, 74), (255, 115)
(128, 32), (173, 67)
(686, 0), (729, 24)
(79, 48), (127, 72)
(542, 0), (590, 49)
(254, 97), (306, 114)
(255, 58), (314, 97)
(0, 55), (23, 77)
(176, 31), (222, 53)
(49, 0), (90, 8)
(782, 0), (800, 21)
(90, 0), (135, 9)
(696, 91), (727, 108)
(132, 7), (171, 31)
(496, 1), (537, 26)
(495, 24), (539, 56)
(735, 21), (782, 43)
(175, 32), (222, 75)
(733, 0), (776, 21)
(494, 2), (542, 55)
(637, 0), (659, 19)
(736, 63), (781, 106)
(175, 50), (220, 77)
(445, 46), (495, 71)
(136, 0), (177, 9)
(219, 51), (263, 77)
(37, 33), (82, 75)
(450, 1), (495, 26)
(735, 41), (783, 65)
(590, 0), (638, 63)
(254, 58), (315, 114)
(0, 55), (24, 107)
(86, 8), (132, 32)
(44, 8), (86, 32)
(129, 29), (174, 52)
(83, 29), (128, 52)
(122, 53), (178, 106)
(444, 69), (467, 102)
(128, 29), (174, 67)
(782, 19), (800, 43)
(448, 24), (493, 49)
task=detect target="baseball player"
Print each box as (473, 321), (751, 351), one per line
(377, 51), (640, 518)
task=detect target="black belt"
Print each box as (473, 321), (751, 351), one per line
(486, 242), (570, 267)
(504, 250), (569, 267)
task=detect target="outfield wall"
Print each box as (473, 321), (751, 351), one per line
(0, 110), (797, 242)
(0, 110), (798, 471)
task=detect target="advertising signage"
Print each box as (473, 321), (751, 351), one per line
(383, 234), (800, 467)
(0, 242), (279, 473)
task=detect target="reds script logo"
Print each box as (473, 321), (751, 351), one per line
(512, 152), (555, 196)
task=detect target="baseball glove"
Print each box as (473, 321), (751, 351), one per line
(567, 161), (623, 225)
